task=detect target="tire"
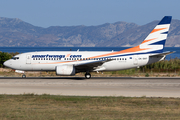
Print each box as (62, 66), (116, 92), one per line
(22, 74), (26, 78)
(85, 73), (91, 79)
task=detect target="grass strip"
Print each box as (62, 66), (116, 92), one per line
(0, 94), (180, 120)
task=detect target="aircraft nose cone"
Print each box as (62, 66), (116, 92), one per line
(3, 60), (10, 67)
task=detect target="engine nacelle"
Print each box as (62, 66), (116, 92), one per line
(56, 65), (75, 76)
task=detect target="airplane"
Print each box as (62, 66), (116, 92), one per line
(3, 16), (174, 79)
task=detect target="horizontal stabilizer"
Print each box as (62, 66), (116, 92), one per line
(149, 51), (175, 57)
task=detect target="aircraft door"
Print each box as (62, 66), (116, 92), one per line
(26, 54), (31, 64)
(133, 55), (138, 65)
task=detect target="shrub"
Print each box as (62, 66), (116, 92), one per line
(0, 52), (12, 67)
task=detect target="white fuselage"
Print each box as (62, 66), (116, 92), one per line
(3, 51), (164, 72)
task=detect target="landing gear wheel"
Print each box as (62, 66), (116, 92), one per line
(85, 73), (91, 79)
(22, 74), (26, 78)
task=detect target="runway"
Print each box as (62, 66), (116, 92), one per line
(0, 77), (180, 97)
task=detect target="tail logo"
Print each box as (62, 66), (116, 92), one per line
(139, 16), (172, 53)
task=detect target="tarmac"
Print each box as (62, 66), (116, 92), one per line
(0, 77), (180, 97)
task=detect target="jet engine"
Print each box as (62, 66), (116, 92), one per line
(56, 65), (75, 76)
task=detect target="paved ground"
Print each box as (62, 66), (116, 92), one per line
(0, 77), (180, 97)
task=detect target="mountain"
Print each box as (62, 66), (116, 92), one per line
(0, 17), (180, 47)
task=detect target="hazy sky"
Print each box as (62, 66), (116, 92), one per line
(0, 0), (179, 27)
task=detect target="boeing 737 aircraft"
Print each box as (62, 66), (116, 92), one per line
(3, 16), (173, 79)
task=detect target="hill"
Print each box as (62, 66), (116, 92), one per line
(0, 17), (180, 47)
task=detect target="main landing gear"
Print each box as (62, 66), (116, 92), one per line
(85, 72), (91, 79)
(22, 74), (26, 78)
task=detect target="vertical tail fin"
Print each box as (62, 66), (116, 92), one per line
(140, 16), (172, 53)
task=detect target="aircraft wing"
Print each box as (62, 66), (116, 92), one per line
(149, 51), (175, 57)
(74, 59), (113, 72)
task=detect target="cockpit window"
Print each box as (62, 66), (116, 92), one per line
(11, 57), (19, 60)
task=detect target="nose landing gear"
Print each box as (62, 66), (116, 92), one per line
(14, 70), (26, 78)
